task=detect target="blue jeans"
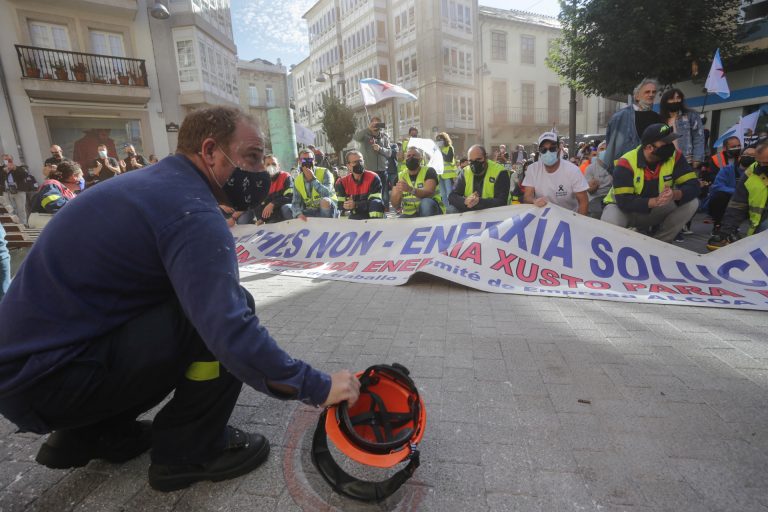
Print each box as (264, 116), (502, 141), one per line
(302, 202), (338, 218)
(439, 176), (457, 214)
(400, 198), (441, 218)
(0, 224), (9, 301)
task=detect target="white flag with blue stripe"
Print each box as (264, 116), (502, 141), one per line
(705, 49), (730, 99)
(359, 78), (417, 106)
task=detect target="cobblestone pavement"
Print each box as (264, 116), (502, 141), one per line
(2, 264), (767, 511)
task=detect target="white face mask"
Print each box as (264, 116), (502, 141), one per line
(98, 150), (107, 158)
(266, 164), (278, 176)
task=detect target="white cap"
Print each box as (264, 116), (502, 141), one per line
(537, 131), (558, 146)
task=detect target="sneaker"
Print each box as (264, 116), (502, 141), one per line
(36, 420), (152, 469)
(681, 227), (694, 235)
(707, 235), (729, 251)
(148, 426), (269, 492)
(674, 232), (685, 242)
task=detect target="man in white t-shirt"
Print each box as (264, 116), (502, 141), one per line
(523, 131), (589, 215)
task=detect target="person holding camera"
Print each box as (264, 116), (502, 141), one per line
(353, 116), (392, 178)
(291, 149), (339, 220)
(1, 154), (38, 226)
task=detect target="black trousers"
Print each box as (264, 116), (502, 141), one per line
(2, 297), (245, 465)
(708, 191), (732, 226)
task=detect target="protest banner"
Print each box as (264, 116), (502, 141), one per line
(233, 205), (768, 311)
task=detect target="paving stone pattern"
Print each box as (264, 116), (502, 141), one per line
(1, 272), (767, 511)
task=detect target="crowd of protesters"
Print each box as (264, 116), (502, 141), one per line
(2, 77), (767, 267)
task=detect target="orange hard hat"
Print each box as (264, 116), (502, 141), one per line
(311, 363), (426, 502)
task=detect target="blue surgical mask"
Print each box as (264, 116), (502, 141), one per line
(541, 150), (559, 166)
(598, 150), (606, 162)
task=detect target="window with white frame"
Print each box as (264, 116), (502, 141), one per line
(442, 44), (473, 80)
(396, 52), (417, 82)
(89, 30), (125, 57)
(440, 0), (472, 34)
(249, 85), (259, 106)
(175, 39), (196, 83)
(491, 31), (506, 61)
(398, 101), (420, 133)
(175, 28), (237, 101)
(394, 2), (416, 39)
(444, 90), (474, 127)
(266, 85), (275, 107)
(521, 35), (535, 65)
(29, 21), (71, 50)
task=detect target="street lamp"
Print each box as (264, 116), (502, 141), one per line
(315, 68), (346, 100)
(150, 1), (170, 19)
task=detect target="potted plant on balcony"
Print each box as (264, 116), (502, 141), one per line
(129, 71), (146, 87)
(24, 59), (41, 78)
(71, 62), (88, 82)
(115, 68), (130, 85)
(92, 75), (108, 84)
(52, 61), (68, 81)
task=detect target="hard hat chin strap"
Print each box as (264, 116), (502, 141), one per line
(311, 409), (421, 502)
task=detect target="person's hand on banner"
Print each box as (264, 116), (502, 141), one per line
(534, 197), (548, 207)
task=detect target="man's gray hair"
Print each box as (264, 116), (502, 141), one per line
(633, 78), (660, 97)
(405, 146), (423, 158)
(345, 150), (363, 163)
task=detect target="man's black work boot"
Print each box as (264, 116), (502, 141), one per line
(148, 426), (270, 492)
(36, 420), (152, 469)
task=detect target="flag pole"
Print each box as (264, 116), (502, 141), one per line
(700, 88), (709, 117)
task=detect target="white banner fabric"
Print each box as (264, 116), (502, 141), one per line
(233, 205), (768, 311)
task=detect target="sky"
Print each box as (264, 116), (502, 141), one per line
(231, 0), (562, 68)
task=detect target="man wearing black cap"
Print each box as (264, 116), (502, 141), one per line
(601, 123), (700, 242)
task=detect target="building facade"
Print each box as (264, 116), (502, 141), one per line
(237, 57), (289, 147)
(0, 0), (238, 177)
(291, 0), (610, 161)
(478, 6), (605, 153)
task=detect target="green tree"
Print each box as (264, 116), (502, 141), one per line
(320, 93), (356, 165)
(547, 0), (744, 97)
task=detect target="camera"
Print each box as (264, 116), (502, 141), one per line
(374, 122), (386, 129)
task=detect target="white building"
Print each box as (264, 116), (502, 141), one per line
(0, 0), (238, 175)
(478, 6), (607, 153)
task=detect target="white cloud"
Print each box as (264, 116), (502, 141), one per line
(232, 0), (315, 64)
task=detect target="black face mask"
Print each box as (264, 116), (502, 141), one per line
(352, 163), (364, 175)
(652, 144), (675, 161)
(726, 149), (741, 159)
(470, 160), (487, 175)
(405, 157), (420, 170)
(222, 168), (270, 210)
(739, 156), (755, 169)
(666, 102), (682, 112)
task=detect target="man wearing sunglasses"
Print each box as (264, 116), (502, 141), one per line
(448, 145), (510, 212)
(522, 132), (589, 215)
(601, 123), (700, 242)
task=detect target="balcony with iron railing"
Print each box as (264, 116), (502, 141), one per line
(15, 44), (150, 104)
(489, 107), (571, 127)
